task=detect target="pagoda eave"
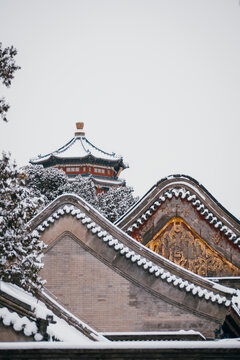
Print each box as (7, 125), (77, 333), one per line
(30, 154), (126, 169)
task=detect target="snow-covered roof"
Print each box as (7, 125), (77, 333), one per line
(30, 124), (127, 169)
(116, 175), (240, 248)
(31, 136), (121, 162)
(0, 338), (239, 349)
(0, 281), (106, 342)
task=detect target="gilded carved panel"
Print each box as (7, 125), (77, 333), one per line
(146, 217), (240, 277)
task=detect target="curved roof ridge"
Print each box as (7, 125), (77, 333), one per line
(54, 137), (76, 155)
(166, 175), (240, 225)
(115, 174), (240, 233)
(54, 136), (79, 155)
(83, 137), (118, 158)
(30, 137), (76, 163)
(79, 136), (89, 155)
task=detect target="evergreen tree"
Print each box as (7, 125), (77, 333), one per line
(0, 153), (45, 294)
(27, 166), (98, 208)
(27, 165), (70, 202)
(27, 165), (138, 223)
(69, 175), (99, 209)
(0, 43), (21, 122)
(98, 185), (138, 223)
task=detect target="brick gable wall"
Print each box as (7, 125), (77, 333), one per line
(41, 232), (219, 337)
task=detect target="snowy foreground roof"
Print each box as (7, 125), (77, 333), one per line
(29, 191), (240, 336)
(0, 339), (240, 359)
(0, 280), (105, 342)
(30, 123), (128, 169)
(1, 275), (240, 357)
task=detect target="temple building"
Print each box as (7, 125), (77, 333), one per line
(30, 122), (128, 192)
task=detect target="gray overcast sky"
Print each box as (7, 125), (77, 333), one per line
(0, 0), (240, 218)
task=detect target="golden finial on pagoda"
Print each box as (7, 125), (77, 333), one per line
(75, 122), (85, 136)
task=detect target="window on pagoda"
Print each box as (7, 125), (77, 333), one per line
(66, 167), (81, 173)
(94, 168), (105, 174)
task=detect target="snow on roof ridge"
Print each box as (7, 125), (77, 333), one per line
(54, 136), (86, 157)
(55, 137), (77, 155)
(33, 202), (236, 307)
(30, 137), (77, 162)
(125, 186), (240, 248)
(100, 329), (205, 337)
(116, 174), (240, 227)
(30, 135), (124, 164)
(83, 137), (119, 158)
(1, 339), (240, 350)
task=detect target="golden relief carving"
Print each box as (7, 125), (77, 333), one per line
(146, 217), (240, 277)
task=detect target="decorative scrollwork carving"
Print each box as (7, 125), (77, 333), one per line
(146, 217), (240, 277)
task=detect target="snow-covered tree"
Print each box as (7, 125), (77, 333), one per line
(0, 43), (21, 122)
(98, 185), (138, 223)
(0, 153), (45, 294)
(69, 175), (99, 208)
(27, 166), (98, 207)
(27, 165), (70, 202)
(27, 165), (138, 222)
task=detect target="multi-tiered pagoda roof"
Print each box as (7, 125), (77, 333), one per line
(30, 122), (128, 191)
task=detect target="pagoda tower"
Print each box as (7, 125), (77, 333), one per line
(30, 122), (128, 192)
